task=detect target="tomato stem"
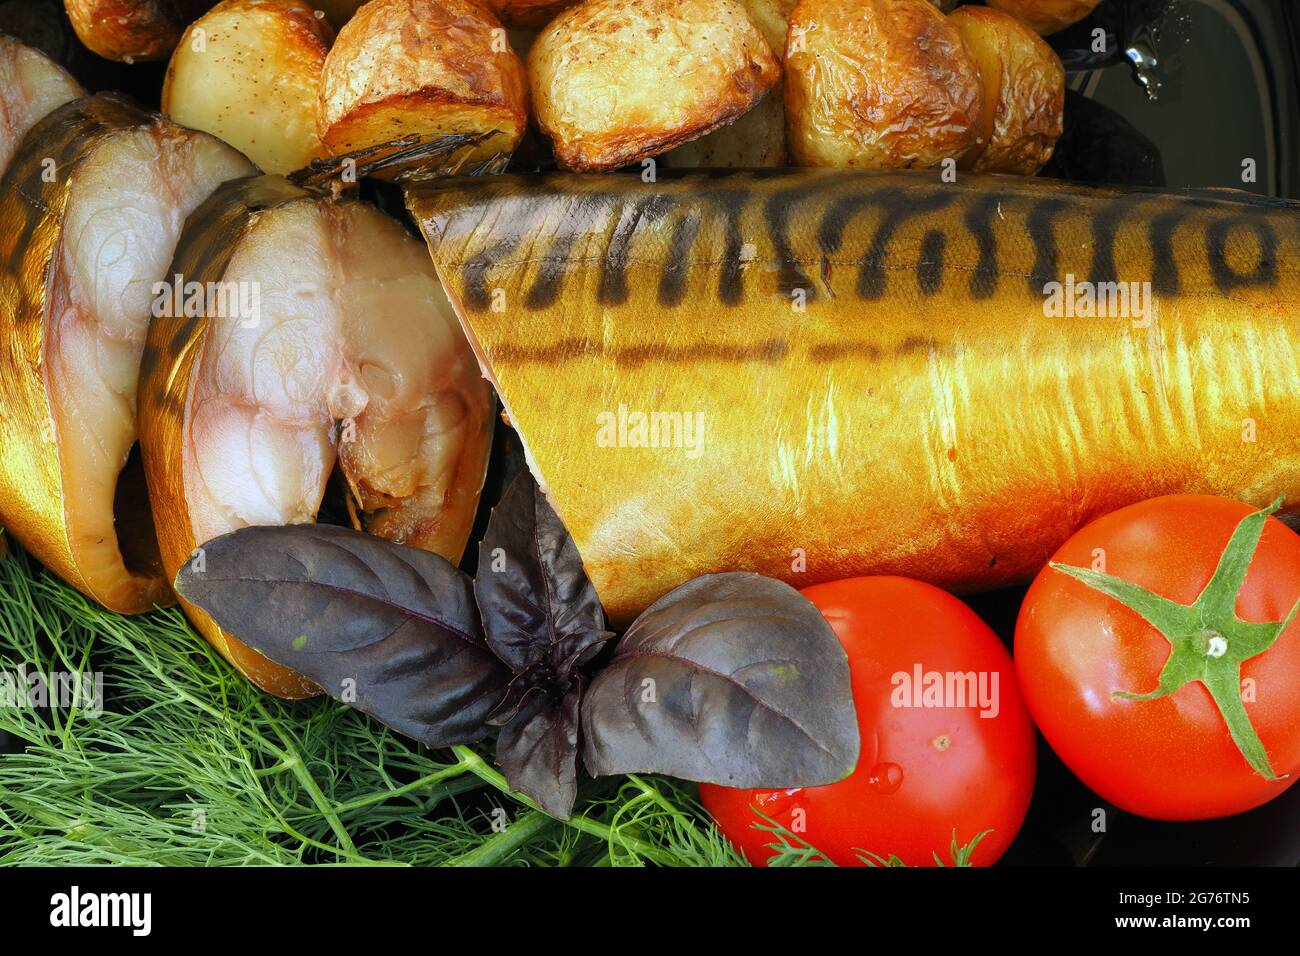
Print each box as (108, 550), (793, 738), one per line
(1050, 496), (1296, 781)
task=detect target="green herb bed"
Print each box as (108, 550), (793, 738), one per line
(0, 544), (767, 866)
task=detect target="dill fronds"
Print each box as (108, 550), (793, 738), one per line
(0, 548), (739, 867)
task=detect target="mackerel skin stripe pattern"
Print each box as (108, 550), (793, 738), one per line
(407, 169), (1300, 624)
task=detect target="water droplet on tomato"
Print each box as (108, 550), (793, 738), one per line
(752, 789), (802, 816)
(867, 762), (903, 794)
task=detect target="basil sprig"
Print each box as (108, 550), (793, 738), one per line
(177, 472), (859, 819)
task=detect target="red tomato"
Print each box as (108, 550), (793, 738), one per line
(1015, 495), (1300, 820)
(700, 577), (1036, 866)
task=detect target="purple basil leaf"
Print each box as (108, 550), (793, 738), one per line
(475, 470), (612, 680)
(174, 523), (509, 748)
(581, 572), (860, 788)
(496, 677), (584, 819)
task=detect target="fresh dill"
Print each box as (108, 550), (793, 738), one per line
(0, 546), (962, 868)
(0, 547), (742, 867)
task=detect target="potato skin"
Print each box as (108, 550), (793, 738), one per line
(64, 0), (215, 61)
(985, 0), (1101, 35)
(163, 0), (332, 175)
(529, 0), (780, 172)
(318, 0), (528, 164)
(950, 5), (1063, 174)
(484, 0), (580, 29)
(785, 0), (980, 169)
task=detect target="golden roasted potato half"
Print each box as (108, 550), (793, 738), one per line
(64, 0), (216, 62)
(785, 0), (980, 169)
(530, 0), (780, 172)
(318, 0), (528, 168)
(985, 0), (1101, 35)
(663, 86), (786, 168)
(739, 0), (797, 54)
(951, 5), (1064, 174)
(485, 0), (580, 29)
(163, 0), (333, 175)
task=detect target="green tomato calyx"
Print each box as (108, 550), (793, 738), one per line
(1049, 496), (1298, 781)
(1198, 629), (1228, 658)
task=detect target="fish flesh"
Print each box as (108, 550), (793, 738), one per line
(0, 93), (253, 613)
(139, 175), (493, 698)
(406, 168), (1300, 624)
(0, 35), (83, 175)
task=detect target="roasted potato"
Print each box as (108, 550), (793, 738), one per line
(785, 0), (980, 169)
(739, 0), (796, 54)
(985, 0), (1101, 35)
(485, 0), (580, 29)
(663, 86), (786, 167)
(318, 0), (528, 167)
(64, 0), (216, 62)
(163, 0), (332, 175)
(950, 5), (1063, 174)
(530, 0), (780, 172)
